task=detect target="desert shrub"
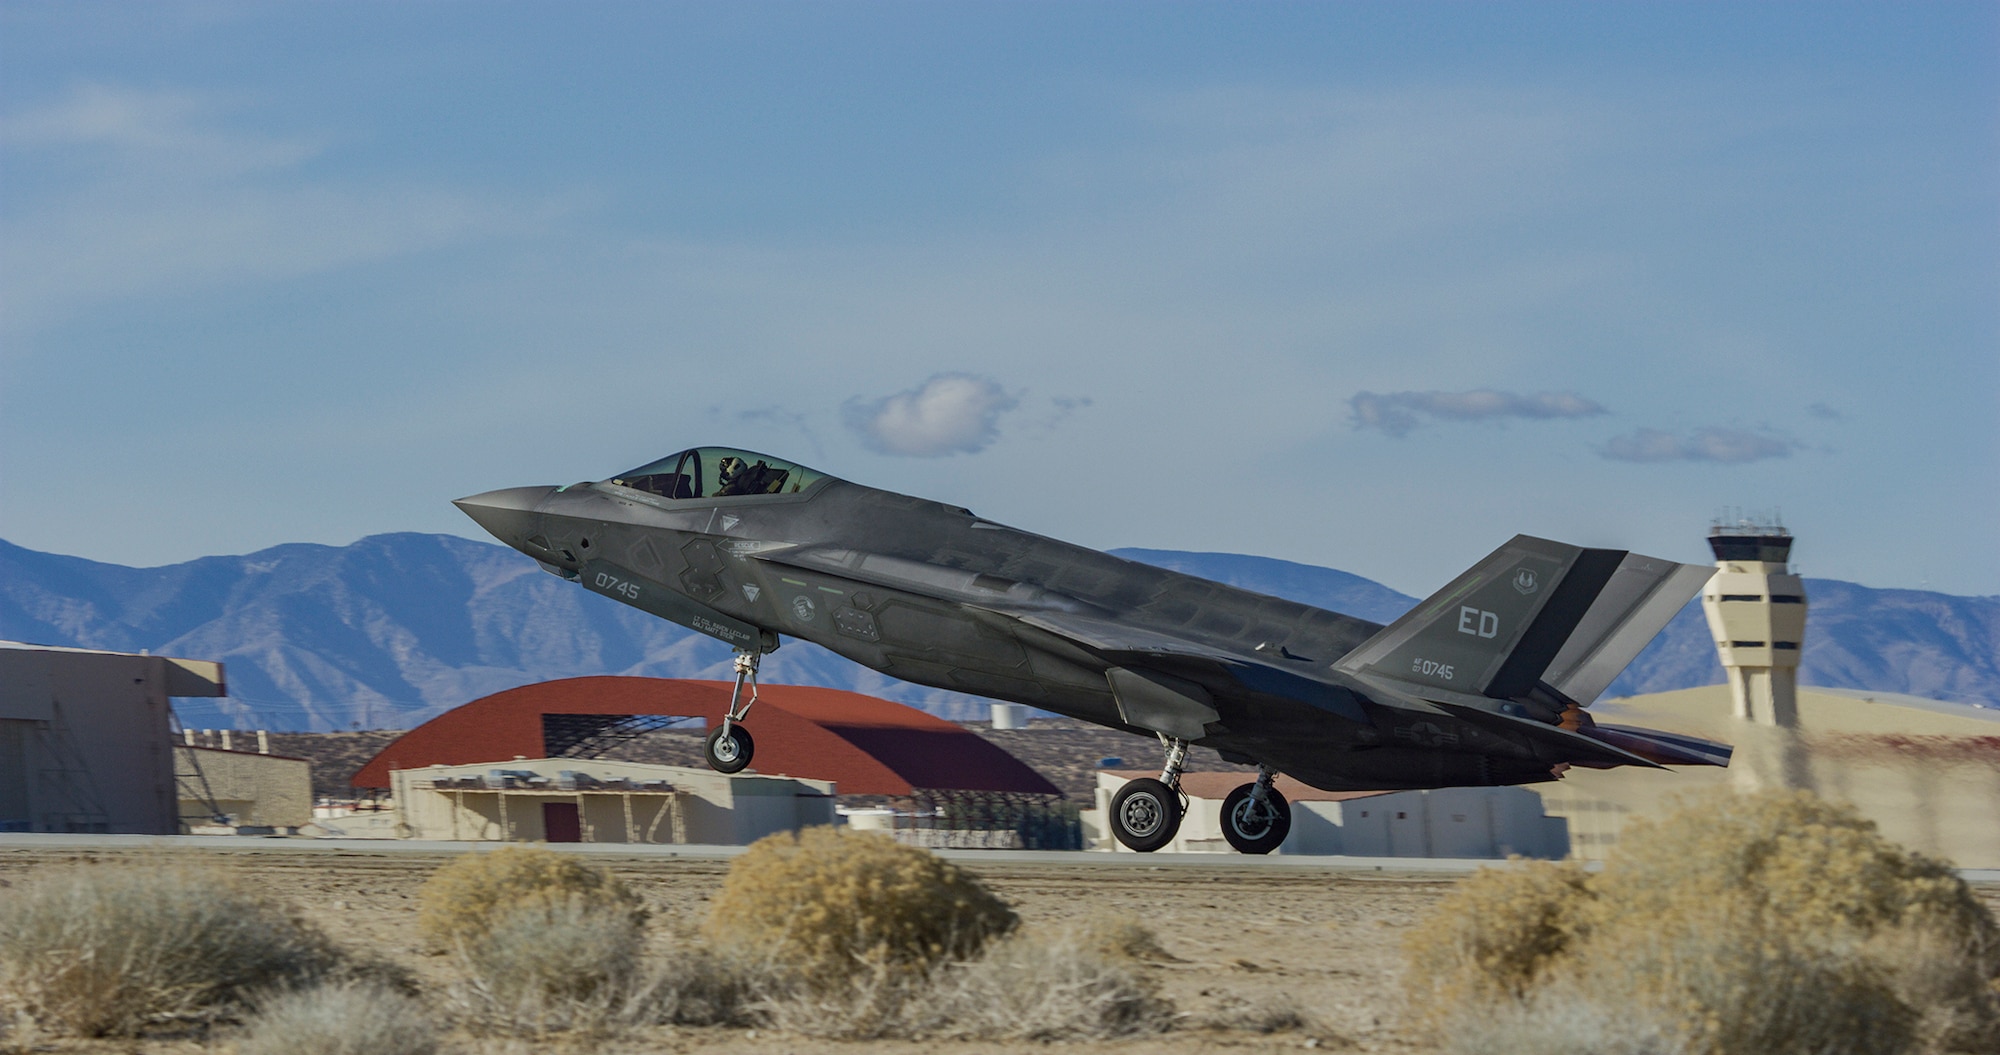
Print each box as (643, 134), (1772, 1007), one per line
(1589, 789), (1996, 952)
(1195, 993), (1314, 1035)
(0, 863), (343, 1036)
(1863, 923), (2000, 1055)
(703, 827), (1016, 988)
(1404, 789), (2000, 1055)
(1402, 858), (1592, 1019)
(450, 893), (644, 1034)
(1434, 995), (1688, 1055)
(1564, 897), (1917, 1055)
(752, 956), (933, 1040)
(921, 932), (1175, 1040)
(1070, 912), (1181, 963)
(631, 944), (760, 1028)
(237, 982), (437, 1055)
(417, 845), (641, 950)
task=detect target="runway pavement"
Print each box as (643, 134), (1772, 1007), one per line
(4, 832), (1995, 883)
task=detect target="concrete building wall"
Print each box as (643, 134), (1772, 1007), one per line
(1546, 685), (2000, 867)
(391, 758), (836, 844)
(0, 644), (225, 835)
(176, 747), (312, 829)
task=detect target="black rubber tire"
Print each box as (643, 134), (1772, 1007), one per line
(704, 724), (754, 774)
(1220, 782), (1291, 855)
(1109, 777), (1183, 852)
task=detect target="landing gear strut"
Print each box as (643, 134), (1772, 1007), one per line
(1221, 765), (1291, 855)
(705, 650), (761, 774)
(1109, 735), (1189, 852)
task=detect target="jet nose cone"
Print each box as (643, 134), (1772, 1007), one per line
(453, 485), (558, 549)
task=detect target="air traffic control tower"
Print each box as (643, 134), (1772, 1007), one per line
(1700, 518), (1806, 728)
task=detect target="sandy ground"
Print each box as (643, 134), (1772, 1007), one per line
(0, 843), (1458, 1054)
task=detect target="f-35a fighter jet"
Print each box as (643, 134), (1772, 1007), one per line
(457, 446), (1731, 853)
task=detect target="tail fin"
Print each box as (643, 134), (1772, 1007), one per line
(1334, 535), (1709, 706)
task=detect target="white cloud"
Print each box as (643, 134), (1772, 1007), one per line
(843, 373), (1020, 457)
(1598, 427), (1797, 464)
(1349, 389), (1607, 437)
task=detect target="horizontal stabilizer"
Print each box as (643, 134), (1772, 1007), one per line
(1586, 723), (1733, 767)
(1431, 700), (1663, 770)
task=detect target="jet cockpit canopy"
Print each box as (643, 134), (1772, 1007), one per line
(608, 447), (828, 500)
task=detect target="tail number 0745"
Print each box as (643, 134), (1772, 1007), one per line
(593, 571), (642, 601)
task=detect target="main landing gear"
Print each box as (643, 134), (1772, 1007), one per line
(1109, 735), (1189, 852)
(1107, 739), (1294, 855)
(704, 651), (761, 774)
(1220, 766), (1290, 855)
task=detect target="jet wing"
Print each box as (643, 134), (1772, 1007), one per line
(1007, 609), (1371, 725)
(1009, 610), (1240, 662)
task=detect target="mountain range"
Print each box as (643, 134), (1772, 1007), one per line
(3, 534), (1995, 729)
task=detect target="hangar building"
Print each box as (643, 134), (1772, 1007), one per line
(1, 641), (226, 834)
(353, 676), (1074, 846)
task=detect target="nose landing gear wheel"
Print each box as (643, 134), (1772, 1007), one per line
(705, 724), (754, 774)
(1109, 777), (1182, 852)
(1221, 781), (1291, 854)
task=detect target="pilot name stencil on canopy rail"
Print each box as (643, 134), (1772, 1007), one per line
(457, 446), (1729, 854)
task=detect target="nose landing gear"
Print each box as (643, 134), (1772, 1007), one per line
(1108, 735), (1190, 852)
(705, 651), (762, 774)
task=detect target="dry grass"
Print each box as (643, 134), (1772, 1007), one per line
(1434, 996), (1688, 1055)
(448, 893), (645, 1035)
(703, 826), (1017, 988)
(236, 982), (438, 1055)
(920, 931), (1175, 1041)
(1404, 789), (2000, 1055)
(417, 846), (641, 950)
(0, 863), (345, 1037)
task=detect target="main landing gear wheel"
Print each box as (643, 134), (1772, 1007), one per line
(705, 724), (754, 774)
(1221, 781), (1291, 855)
(1110, 777), (1183, 852)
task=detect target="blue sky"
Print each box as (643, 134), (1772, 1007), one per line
(3, 2), (1995, 597)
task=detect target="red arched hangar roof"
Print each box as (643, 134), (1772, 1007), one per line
(351, 676), (1060, 797)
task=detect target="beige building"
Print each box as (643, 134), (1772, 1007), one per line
(176, 737), (312, 831)
(1, 641), (225, 834)
(391, 757), (836, 844)
(1085, 771), (1570, 858)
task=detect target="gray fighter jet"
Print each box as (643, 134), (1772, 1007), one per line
(457, 446), (1731, 853)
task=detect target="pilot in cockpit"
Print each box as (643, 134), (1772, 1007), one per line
(714, 456), (790, 497)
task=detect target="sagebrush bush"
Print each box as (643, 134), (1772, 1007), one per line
(631, 945), (759, 1028)
(1590, 789), (1996, 951)
(1404, 789), (2000, 1055)
(236, 983), (437, 1055)
(1434, 995), (1688, 1055)
(450, 893), (644, 1034)
(922, 932), (1174, 1040)
(1566, 898), (1918, 1055)
(0, 863), (344, 1036)
(1069, 913), (1181, 963)
(417, 845), (641, 949)
(1402, 858), (1592, 1018)
(703, 827), (1016, 987)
